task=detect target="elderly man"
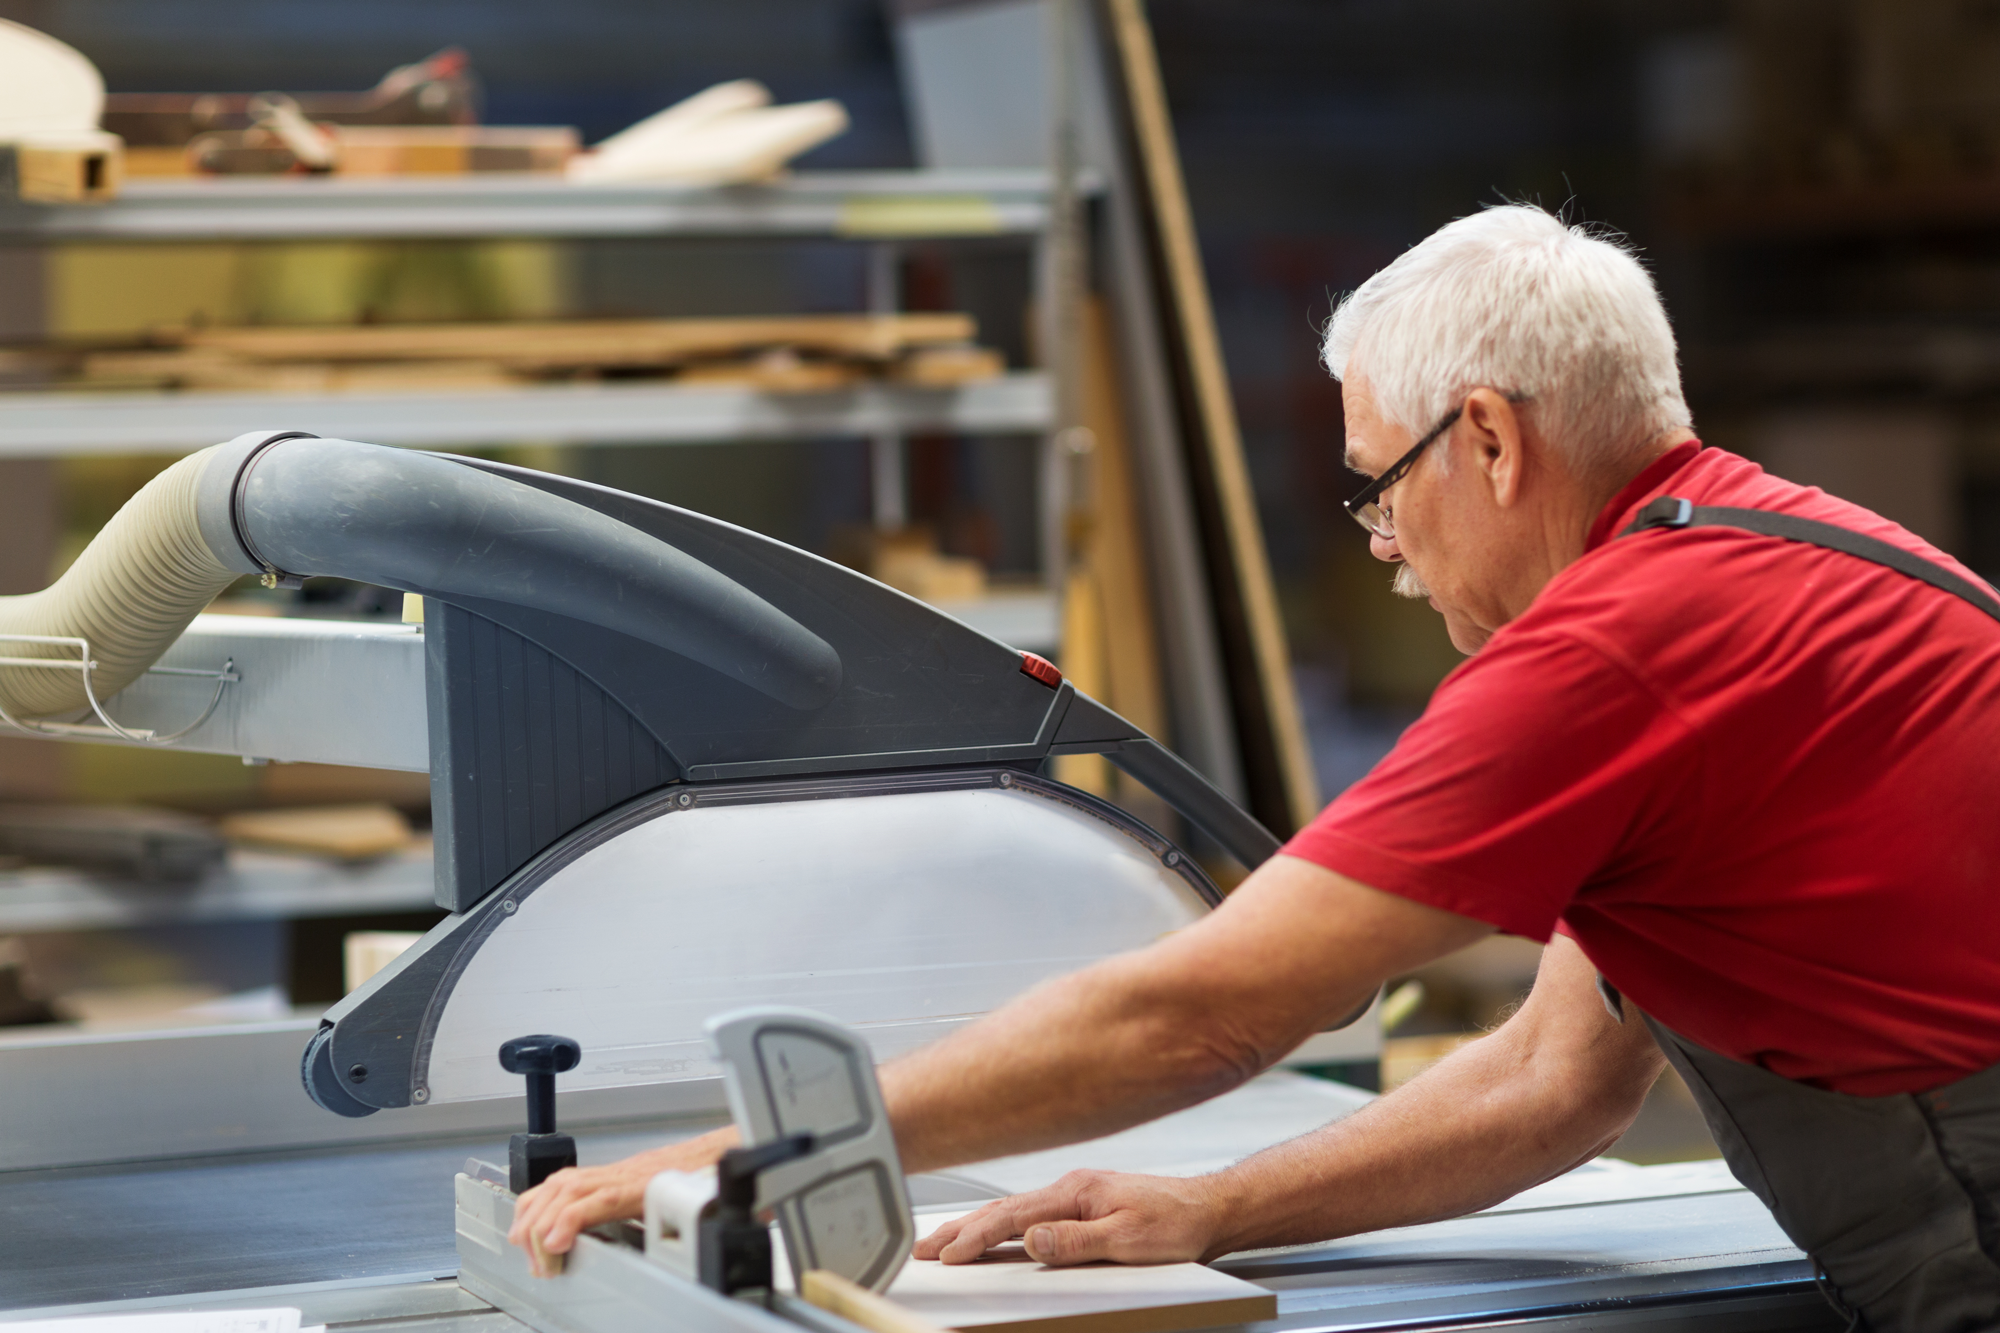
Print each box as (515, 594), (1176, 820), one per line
(511, 205), (2000, 1331)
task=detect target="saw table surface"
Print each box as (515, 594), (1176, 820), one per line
(0, 1074), (1839, 1331)
(0, 1123), (712, 1310)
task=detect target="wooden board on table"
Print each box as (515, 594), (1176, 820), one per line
(879, 1211), (1276, 1333)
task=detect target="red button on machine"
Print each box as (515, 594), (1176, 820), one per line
(1019, 652), (1062, 688)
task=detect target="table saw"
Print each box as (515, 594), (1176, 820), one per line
(0, 433), (1839, 1331)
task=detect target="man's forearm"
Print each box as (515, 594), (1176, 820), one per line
(1201, 1004), (1663, 1255)
(881, 862), (1488, 1177)
(883, 950), (1330, 1175)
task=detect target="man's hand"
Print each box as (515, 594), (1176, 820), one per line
(914, 1170), (1233, 1267)
(507, 1126), (738, 1276)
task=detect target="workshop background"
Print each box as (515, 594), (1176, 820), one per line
(2, 0), (1990, 1164)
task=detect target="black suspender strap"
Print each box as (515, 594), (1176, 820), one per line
(1619, 495), (2000, 627)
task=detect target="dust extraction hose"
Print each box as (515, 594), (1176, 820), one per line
(0, 447), (237, 721)
(0, 430), (842, 725)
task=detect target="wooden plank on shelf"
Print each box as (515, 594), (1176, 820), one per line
(79, 348), (520, 392)
(675, 353), (864, 392)
(893, 344), (1008, 385)
(176, 312), (979, 365)
(218, 802), (413, 860)
(1100, 0), (1319, 835)
(70, 346), (999, 394)
(2, 141), (122, 205)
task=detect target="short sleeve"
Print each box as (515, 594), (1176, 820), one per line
(1283, 627), (1700, 941)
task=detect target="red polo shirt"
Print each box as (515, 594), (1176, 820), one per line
(1285, 442), (2000, 1095)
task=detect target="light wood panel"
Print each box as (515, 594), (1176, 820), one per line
(861, 1210), (1276, 1333)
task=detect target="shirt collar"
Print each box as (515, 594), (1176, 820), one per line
(1583, 440), (1703, 552)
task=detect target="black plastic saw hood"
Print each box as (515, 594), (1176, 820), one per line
(194, 435), (1276, 912)
(415, 455), (1277, 910)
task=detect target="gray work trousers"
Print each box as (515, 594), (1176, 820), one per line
(1635, 1007), (2000, 1331)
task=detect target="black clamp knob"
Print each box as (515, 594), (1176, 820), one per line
(700, 1133), (815, 1299)
(499, 1033), (581, 1195)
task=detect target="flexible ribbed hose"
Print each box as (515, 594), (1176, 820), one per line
(0, 446), (237, 720)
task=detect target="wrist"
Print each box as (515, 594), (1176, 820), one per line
(1194, 1167), (1258, 1260)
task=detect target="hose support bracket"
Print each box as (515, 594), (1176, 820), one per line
(0, 633), (239, 744)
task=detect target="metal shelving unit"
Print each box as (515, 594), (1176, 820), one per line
(0, 171), (1068, 242)
(0, 171), (1068, 456)
(0, 168), (1071, 933)
(0, 373), (1052, 457)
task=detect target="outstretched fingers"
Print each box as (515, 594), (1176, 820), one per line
(915, 1173), (1120, 1265)
(914, 1200), (1018, 1262)
(919, 1170), (1225, 1269)
(911, 1210), (974, 1260)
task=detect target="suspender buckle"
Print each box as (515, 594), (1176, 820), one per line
(1640, 496), (1688, 528)
(1631, 495), (1694, 531)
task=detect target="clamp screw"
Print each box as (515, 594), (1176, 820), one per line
(1164, 850), (1181, 867)
(676, 790), (695, 808)
(997, 772), (1014, 788)
(500, 1034), (581, 1194)
(501, 899), (517, 914)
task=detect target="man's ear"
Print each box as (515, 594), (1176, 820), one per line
(1464, 388), (1526, 507)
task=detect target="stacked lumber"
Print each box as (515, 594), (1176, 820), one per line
(218, 802), (413, 860)
(0, 803), (223, 882)
(59, 313), (1005, 394)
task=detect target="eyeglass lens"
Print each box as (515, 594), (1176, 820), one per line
(1350, 500), (1391, 538)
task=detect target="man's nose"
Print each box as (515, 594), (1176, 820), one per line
(1370, 531), (1402, 563)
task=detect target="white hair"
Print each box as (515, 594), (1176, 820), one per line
(1323, 204), (1690, 478)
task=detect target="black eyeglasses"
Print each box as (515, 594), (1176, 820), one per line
(1343, 402), (1464, 540)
